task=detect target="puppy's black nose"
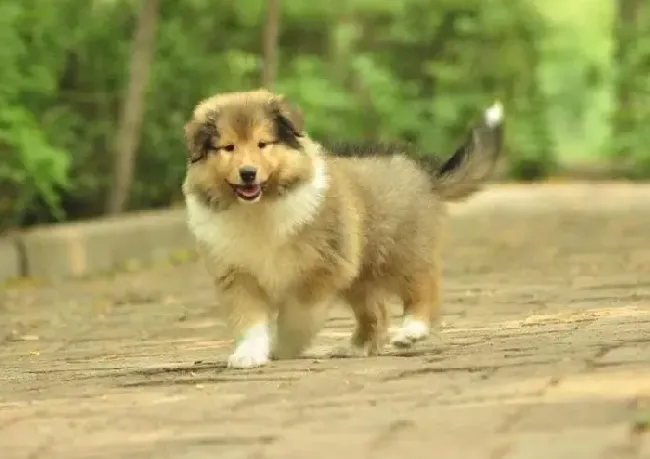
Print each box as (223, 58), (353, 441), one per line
(239, 166), (257, 184)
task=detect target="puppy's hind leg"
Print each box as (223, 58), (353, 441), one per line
(333, 281), (389, 357)
(391, 271), (441, 349)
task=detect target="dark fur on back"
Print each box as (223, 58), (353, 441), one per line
(323, 140), (446, 175)
(324, 140), (417, 158)
(321, 106), (504, 202)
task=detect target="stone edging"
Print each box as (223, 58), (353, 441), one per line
(2, 183), (649, 282)
(1, 209), (194, 282)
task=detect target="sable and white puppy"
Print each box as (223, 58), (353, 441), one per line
(182, 90), (504, 369)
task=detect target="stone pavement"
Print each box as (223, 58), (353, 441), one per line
(1, 184), (650, 459)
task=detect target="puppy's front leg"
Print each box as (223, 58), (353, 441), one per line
(216, 271), (273, 369)
(272, 298), (331, 360)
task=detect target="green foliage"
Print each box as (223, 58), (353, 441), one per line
(610, 3), (650, 178)
(3, 0), (637, 230)
(0, 1), (73, 228)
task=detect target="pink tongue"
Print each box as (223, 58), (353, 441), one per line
(238, 185), (259, 197)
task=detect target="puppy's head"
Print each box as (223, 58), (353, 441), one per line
(182, 89), (316, 208)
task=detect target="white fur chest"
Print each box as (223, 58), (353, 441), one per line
(184, 159), (328, 299)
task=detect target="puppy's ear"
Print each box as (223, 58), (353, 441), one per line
(183, 114), (217, 163)
(268, 95), (304, 149)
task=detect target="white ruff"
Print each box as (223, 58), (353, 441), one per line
(185, 154), (329, 297)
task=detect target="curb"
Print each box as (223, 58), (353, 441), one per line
(2, 183), (649, 283)
(1, 209), (195, 282)
(0, 236), (22, 282)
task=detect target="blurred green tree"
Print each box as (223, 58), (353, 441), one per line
(2, 0), (627, 230)
(106, 0), (160, 214)
(611, 0), (650, 177)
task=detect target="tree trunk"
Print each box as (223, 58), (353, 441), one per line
(106, 0), (160, 214)
(611, 0), (640, 163)
(261, 0), (280, 89)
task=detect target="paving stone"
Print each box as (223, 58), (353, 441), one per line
(2, 184), (650, 458)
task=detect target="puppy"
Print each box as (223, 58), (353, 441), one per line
(182, 89), (504, 369)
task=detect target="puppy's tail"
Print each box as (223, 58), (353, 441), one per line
(428, 102), (504, 202)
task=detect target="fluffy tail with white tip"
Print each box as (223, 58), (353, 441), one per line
(431, 102), (505, 201)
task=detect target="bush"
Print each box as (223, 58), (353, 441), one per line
(0, 0), (556, 230)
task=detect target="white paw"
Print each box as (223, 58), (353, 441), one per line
(390, 318), (430, 349)
(227, 325), (270, 369)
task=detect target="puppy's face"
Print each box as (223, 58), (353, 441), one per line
(183, 90), (315, 208)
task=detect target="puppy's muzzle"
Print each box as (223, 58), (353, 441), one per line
(239, 166), (257, 184)
(231, 165), (263, 202)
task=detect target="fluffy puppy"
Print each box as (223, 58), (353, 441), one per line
(182, 89), (504, 369)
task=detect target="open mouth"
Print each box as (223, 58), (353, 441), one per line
(230, 183), (263, 201)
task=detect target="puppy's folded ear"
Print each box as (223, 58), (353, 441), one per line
(268, 95), (304, 149)
(183, 116), (217, 163)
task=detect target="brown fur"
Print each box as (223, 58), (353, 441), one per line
(182, 89), (504, 368)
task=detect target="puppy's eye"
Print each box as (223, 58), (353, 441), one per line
(258, 141), (277, 149)
(219, 145), (235, 152)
